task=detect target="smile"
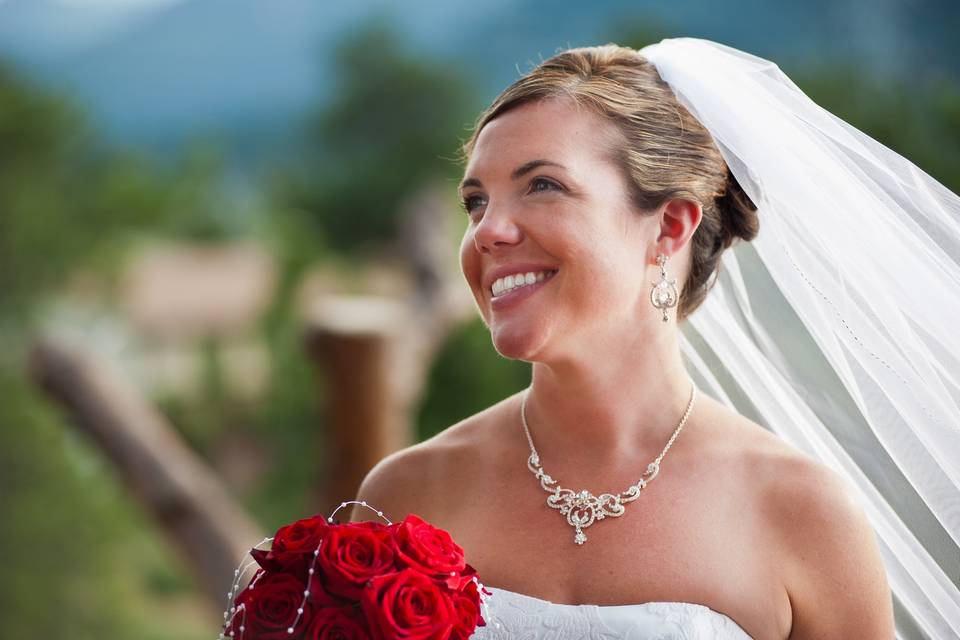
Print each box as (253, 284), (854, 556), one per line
(490, 270), (558, 311)
(491, 269), (558, 297)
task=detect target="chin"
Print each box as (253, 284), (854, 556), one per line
(490, 325), (548, 363)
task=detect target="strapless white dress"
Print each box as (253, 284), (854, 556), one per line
(469, 585), (755, 639)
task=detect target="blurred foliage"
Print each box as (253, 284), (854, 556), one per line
(791, 64), (960, 192)
(0, 62), (229, 639)
(247, 309), (323, 525)
(0, 371), (214, 640)
(417, 317), (530, 442)
(1, 11), (958, 640)
(274, 17), (477, 255)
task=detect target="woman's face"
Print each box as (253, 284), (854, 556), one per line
(458, 97), (660, 363)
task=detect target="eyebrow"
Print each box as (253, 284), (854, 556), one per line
(458, 159), (567, 192)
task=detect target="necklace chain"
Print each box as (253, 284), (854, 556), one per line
(520, 382), (698, 545)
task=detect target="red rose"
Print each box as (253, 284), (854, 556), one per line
(306, 604), (372, 640)
(392, 514), (466, 586)
(449, 578), (486, 640)
(275, 515), (330, 554)
(452, 563), (481, 591)
(361, 568), (458, 640)
(229, 571), (317, 640)
(318, 520), (396, 600)
(252, 515), (331, 578)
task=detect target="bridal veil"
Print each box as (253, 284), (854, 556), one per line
(638, 37), (960, 639)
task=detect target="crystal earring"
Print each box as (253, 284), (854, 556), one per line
(650, 253), (679, 322)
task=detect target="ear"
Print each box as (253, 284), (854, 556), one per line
(655, 198), (702, 258)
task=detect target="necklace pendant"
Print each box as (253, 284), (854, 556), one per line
(547, 488), (628, 546)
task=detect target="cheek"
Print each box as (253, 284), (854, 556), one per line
(459, 233), (481, 287)
(555, 220), (616, 278)
(560, 232), (640, 304)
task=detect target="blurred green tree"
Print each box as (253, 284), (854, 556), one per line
(275, 18), (477, 255)
(792, 64), (960, 192)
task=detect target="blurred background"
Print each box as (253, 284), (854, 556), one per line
(0, 0), (957, 638)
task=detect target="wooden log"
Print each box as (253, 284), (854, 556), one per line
(27, 336), (264, 608)
(304, 296), (409, 514)
(304, 181), (476, 514)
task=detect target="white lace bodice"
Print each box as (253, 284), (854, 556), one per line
(470, 585), (755, 639)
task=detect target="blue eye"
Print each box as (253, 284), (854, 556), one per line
(460, 194), (485, 215)
(530, 177), (562, 193)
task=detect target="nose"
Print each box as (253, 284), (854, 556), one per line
(473, 203), (523, 253)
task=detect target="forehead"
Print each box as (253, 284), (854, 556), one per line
(464, 98), (621, 180)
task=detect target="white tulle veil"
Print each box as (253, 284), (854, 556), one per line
(637, 38), (960, 639)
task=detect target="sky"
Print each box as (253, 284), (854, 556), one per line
(0, 0), (189, 58)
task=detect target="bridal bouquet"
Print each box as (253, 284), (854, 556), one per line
(220, 502), (490, 640)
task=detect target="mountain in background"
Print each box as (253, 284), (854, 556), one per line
(0, 0), (956, 175)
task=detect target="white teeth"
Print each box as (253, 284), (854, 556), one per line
(491, 270), (556, 297)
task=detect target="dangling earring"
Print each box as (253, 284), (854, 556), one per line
(650, 253), (679, 323)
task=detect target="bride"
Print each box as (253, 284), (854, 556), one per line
(352, 38), (959, 639)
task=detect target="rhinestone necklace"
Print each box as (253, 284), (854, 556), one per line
(521, 382), (698, 545)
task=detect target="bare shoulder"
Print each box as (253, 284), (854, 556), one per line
(347, 440), (439, 523)
(751, 434), (895, 639)
(704, 402), (894, 638)
(348, 395), (512, 524)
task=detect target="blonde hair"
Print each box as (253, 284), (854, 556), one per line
(460, 44), (758, 322)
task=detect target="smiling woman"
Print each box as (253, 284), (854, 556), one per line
(354, 37), (960, 640)
(447, 51), (820, 640)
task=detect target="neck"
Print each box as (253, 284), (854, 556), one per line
(522, 327), (696, 469)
